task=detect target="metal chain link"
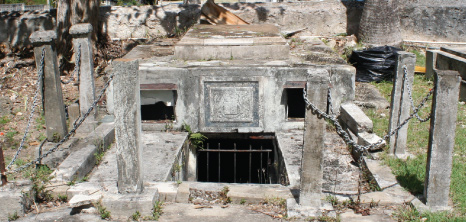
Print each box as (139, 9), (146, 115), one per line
(462, 78), (466, 84)
(61, 44), (81, 85)
(403, 66), (432, 122)
(7, 74), (114, 174)
(6, 48), (46, 170)
(303, 83), (433, 153)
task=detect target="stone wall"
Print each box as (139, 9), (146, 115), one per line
(1, 1), (466, 46)
(0, 9), (56, 47)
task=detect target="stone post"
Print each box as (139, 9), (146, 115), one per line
(388, 52), (415, 157)
(425, 50), (439, 80)
(424, 70), (460, 211)
(300, 72), (328, 207)
(113, 59), (144, 194)
(70, 23), (97, 132)
(29, 31), (68, 141)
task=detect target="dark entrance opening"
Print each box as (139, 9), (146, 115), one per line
(196, 133), (288, 185)
(141, 102), (175, 121)
(286, 88), (306, 119)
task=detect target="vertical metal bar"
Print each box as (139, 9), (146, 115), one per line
(267, 151), (270, 184)
(206, 143), (209, 182)
(218, 142), (221, 182)
(260, 144), (263, 184)
(0, 144), (7, 186)
(234, 143), (237, 183)
(249, 144), (252, 183)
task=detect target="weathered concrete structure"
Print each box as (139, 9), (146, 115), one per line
(427, 47), (466, 101)
(29, 30), (68, 141)
(424, 70), (460, 211)
(388, 52), (415, 157)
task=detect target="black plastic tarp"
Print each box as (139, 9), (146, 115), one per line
(349, 46), (402, 82)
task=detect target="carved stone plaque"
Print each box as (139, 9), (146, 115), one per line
(204, 81), (259, 127)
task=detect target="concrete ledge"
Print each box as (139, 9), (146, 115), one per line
(364, 158), (397, 190)
(340, 103), (373, 134)
(0, 191), (25, 221)
(35, 138), (79, 169)
(51, 144), (98, 182)
(174, 45), (289, 60)
(358, 132), (386, 151)
(102, 186), (159, 218)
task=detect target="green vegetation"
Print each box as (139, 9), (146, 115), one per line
(94, 200), (111, 219)
(182, 123), (208, 150)
(57, 194), (68, 202)
(7, 211), (19, 221)
(131, 210), (141, 221)
(4, 0), (48, 5)
(365, 71), (466, 219)
(144, 201), (163, 220)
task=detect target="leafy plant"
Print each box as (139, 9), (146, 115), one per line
(182, 123), (207, 150)
(30, 165), (54, 203)
(131, 210), (141, 221)
(94, 201), (111, 219)
(57, 194), (68, 202)
(7, 211), (19, 221)
(240, 198), (246, 205)
(145, 201), (163, 220)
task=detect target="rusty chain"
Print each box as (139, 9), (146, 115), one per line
(6, 48), (45, 170)
(6, 74), (114, 174)
(303, 80), (434, 153)
(61, 44), (81, 84)
(403, 65), (432, 122)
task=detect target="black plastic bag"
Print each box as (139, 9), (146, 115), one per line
(349, 46), (402, 82)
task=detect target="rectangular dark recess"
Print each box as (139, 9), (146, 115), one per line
(196, 133), (288, 185)
(286, 88), (306, 120)
(141, 90), (177, 122)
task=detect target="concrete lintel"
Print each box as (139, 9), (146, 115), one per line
(29, 30), (57, 44)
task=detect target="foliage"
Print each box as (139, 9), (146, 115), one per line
(131, 210), (141, 221)
(29, 165), (54, 203)
(94, 201), (111, 219)
(144, 201), (163, 220)
(182, 123), (208, 150)
(7, 211), (19, 221)
(57, 194), (68, 202)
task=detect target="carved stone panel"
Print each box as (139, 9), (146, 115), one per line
(203, 81), (259, 128)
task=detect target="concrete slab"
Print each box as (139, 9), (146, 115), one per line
(339, 210), (394, 222)
(354, 82), (390, 109)
(364, 158), (398, 190)
(358, 132), (386, 151)
(88, 132), (188, 183)
(340, 103), (373, 135)
(356, 185), (414, 206)
(158, 203), (280, 222)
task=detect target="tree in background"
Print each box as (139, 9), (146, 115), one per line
(56, 0), (100, 63)
(358, 0), (402, 46)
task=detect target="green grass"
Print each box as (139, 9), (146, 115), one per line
(366, 72), (466, 219)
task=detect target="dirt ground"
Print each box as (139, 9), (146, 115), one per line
(0, 38), (143, 179)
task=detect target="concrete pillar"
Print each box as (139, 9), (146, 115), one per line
(425, 50), (439, 80)
(29, 31), (68, 141)
(388, 52), (415, 157)
(424, 70), (460, 211)
(113, 59), (144, 194)
(300, 74), (328, 207)
(70, 23), (97, 132)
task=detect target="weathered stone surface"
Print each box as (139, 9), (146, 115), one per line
(102, 186), (159, 218)
(35, 138), (79, 169)
(340, 103), (373, 135)
(51, 144), (98, 182)
(69, 23), (93, 36)
(424, 70), (460, 211)
(113, 59), (144, 194)
(364, 158), (397, 190)
(71, 24), (96, 130)
(436, 49), (466, 102)
(300, 73), (328, 207)
(0, 191), (24, 221)
(69, 194), (102, 208)
(425, 50), (439, 80)
(358, 132), (385, 151)
(29, 30), (57, 44)
(388, 51), (415, 156)
(357, 185), (413, 206)
(31, 35), (68, 141)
